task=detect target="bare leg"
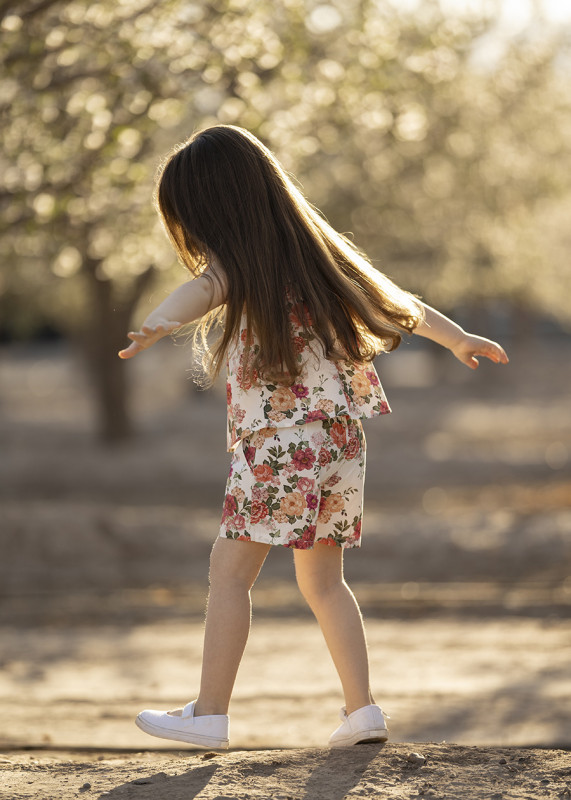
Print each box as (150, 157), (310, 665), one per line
(293, 544), (373, 715)
(194, 538), (271, 717)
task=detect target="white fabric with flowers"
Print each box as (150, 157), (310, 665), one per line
(226, 304), (391, 453)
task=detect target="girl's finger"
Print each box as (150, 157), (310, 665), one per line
(118, 343), (141, 359)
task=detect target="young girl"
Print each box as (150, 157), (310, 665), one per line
(119, 125), (508, 749)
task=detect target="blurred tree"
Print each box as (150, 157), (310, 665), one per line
(0, 0), (284, 440)
(1, 0), (570, 440)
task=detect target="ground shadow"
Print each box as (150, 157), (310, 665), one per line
(96, 745), (385, 800)
(300, 743), (385, 800)
(97, 761), (220, 800)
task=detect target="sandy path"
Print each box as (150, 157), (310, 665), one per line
(2, 744), (571, 800)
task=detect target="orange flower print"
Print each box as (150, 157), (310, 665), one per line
(324, 492), (345, 512)
(253, 464), (274, 482)
(269, 387), (296, 412)
(293, 335), (306, 354)
(351, 372), (371, 397)
(236, 366), (253, 391)
(280, 491), (305, 517)
(316, 398), (335, 414)
(330, 422), (347, 449)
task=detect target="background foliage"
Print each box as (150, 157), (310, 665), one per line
(1, 0), (570, 438)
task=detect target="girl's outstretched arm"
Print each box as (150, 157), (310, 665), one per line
(414, 304), (509, 369)
(118, 266), (227, 359)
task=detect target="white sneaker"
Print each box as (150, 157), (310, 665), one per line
(328, 704), (389, 747)
(135, 700), (229, 749)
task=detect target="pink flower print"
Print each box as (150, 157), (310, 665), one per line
(310, 431), (326, 448)
(366, 370), (379, 387)
(226, 383), (232, 405)
(380, 400), (390, 414)
(252, 486), (269, 502)
(286, 525), (317, 549)
(305, 410), (327, 422)
(233, 514), (246, 530)
(291, 383), (309, 399)
(236, 366), (252, 391)
(231, 487), (245, 502)
(292, 447), (316, 471)
(297, 477), (315, 493)
(306, 493), (319, 510)
(250, 501), (269, 524)
(233, 405), (246, 424)
(344, 436), (360, 461)
(318, 447), (332, 466)
(222, 494), (238, 520)
(243, 445), (256, 467)
(282, 462), (298, 477)
(324, 473), (342, 488)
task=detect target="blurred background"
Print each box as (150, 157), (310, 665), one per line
(1, 0), (570, 752)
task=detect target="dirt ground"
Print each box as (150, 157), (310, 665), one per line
(1, 334), (570, 798)
(2, 744), (571, 800)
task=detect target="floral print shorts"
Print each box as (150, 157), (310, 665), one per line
(219, 416), (366, 549)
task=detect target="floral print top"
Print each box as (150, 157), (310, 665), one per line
(226, 304), (391, 452)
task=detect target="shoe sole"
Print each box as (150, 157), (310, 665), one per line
(330, 728), (389, 747)
(135, 714), (229, 749)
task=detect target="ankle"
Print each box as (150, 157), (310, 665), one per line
(345, 696), (376, 716)
(194, 700), (228, 717)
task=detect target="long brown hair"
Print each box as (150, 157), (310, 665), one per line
(155, 124), (423, 385)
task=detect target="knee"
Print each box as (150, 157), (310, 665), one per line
(208, 539), (268, 591)
(296, 570), (344, 607)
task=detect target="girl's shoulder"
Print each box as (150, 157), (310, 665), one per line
(203, 257), (228, 307)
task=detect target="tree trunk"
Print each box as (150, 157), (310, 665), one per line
(82, 260), (155, 444)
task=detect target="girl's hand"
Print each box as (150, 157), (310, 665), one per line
(118, 319), (181, 359)
(451, 333), (509, 370)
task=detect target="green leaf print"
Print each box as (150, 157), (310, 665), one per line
(268, 445), (286, 460)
